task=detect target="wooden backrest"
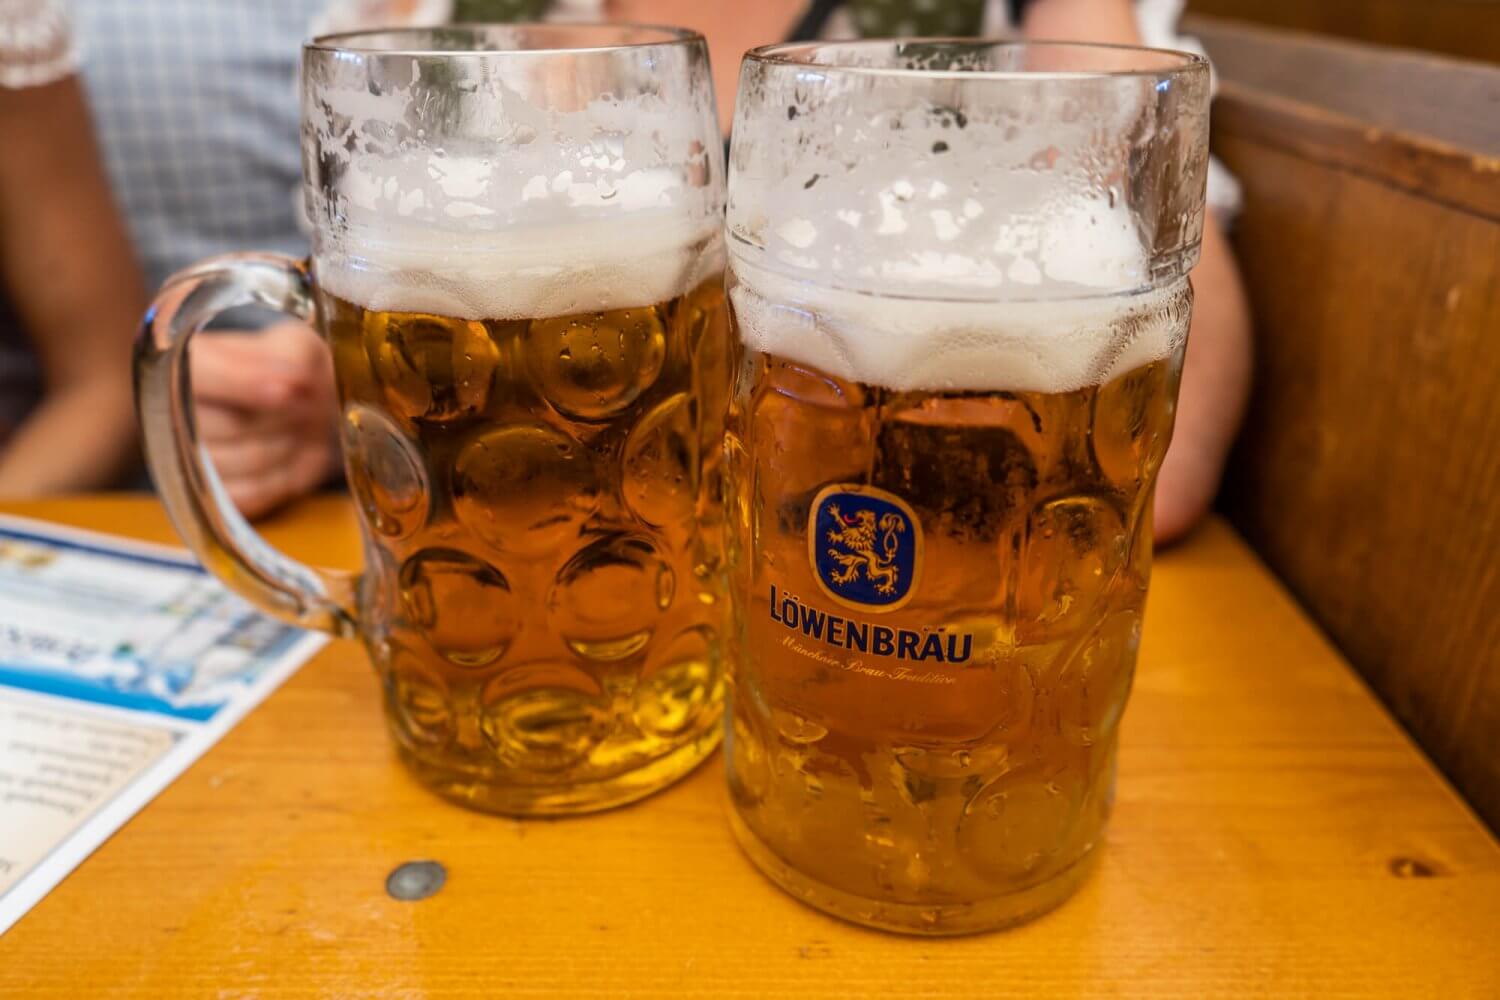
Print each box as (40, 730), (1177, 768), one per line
(1187, 0), (1500, 65)
(1191, 16), (1500, 830)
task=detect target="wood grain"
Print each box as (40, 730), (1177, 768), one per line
(1186, 0), (1500, 66)
(1187, 15), (1500, 155)
(0, 495), (1495, 997)
(1209, 37), (1500, 833)
(1208, 81), (1500, 222)
(1189, 17), (1500, 219)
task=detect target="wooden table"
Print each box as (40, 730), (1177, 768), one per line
(1, 496), (1496, 998)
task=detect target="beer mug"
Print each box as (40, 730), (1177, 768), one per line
(723, 42), (1208, 932)
(136, 25), (729, 815)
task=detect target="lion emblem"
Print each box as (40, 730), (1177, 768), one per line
(824, 504), (907, 596)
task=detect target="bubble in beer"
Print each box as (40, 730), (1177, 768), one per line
(1018, 495), (1126, 641)
(364, 310), (500, 423)
(633, 625), (719, 737)
(1056, 611), (1139, 747)
(399, 548), (517, 667)
(893, 741), (1011, 782)
(359, 540), (401, 628)
(622, 392), (698, 527)
(1093, 362), (1175, 490)
(479, 682), (611, 772)
(772, 709), (828, 746)
(752, 360), (874, 499)
(526, 305), (667, 420)
(727, 700), (772, 808)
(387, 648), (454, 748)
(549, 533), (673, 661)
(343, 405), (428, 538)
(452, 424), (599, 554)
(958, 771), (1080, 880)
(685, 283), (732, 406)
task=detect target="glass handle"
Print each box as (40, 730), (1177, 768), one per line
(134, 253), (358, 638)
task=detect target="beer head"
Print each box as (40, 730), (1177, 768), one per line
(315, 207), (723, 323)
(727, 249), (1192, 396)
(302, 24), (724, 321)
(726, 40), (1208, 393)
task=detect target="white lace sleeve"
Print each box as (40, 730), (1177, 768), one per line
(0, 0), (76, 89)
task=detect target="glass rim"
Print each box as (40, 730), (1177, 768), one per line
(744, 38), (1207, 81)
(305, 21), (705, 57)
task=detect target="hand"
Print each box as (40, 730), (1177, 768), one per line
(190, 321), (342, 520)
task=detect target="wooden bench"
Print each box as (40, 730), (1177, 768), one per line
(1193, 14), (1500, 831)
(1187, 0), (1500, 65)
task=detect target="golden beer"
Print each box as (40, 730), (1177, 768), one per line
(319, 270), (731, 813)
(723, 271), (1189, 932)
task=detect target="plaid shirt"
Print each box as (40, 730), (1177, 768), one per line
(71, 0), (320, 292)
(70, 0), (602, 292)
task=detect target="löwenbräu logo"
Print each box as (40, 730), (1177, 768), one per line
(767, 584), (974, 665)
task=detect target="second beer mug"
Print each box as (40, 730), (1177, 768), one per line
(136, 25), (730, 815)
(723, 42), (1209, 932)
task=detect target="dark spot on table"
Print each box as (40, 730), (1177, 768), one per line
(386, 859), (448, 900)
(1388, 855), (1446, 878)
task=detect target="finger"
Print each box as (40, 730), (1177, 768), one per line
(190, 325), (332, 408)
(192, 401), (300, 443)
(248, 322), (334, 391)
(224, 454), (319, 521)
(226, 470), (291, 520)
(203, 321), (322, 359)
(191, 339), (305, 408)
(205, 431), (302, 481)
(194, 399), (312, 443)
(258, 320), (326, 361)
(194, 393), (338, 444)
(221, 434), (340, 521)
(192, 402), (257, 442)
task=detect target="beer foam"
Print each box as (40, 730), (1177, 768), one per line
(728, 254), (1189, 396)
(312, 146), (723, 319)
(316, 211), (721, 321)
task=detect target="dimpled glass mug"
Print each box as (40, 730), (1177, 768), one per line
(721, 41), (1209, 933)
(136, 25), (731, 815)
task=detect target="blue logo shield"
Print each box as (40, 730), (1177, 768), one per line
(809, 485), (921, 611)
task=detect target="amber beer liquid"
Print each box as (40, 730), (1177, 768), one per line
(723, 263), (1190, 933)
(316, 234), (731, 814)
(721, 36), (1208, 934)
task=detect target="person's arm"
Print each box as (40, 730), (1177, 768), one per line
(0, 76), (146, 494)
(1023, 0), (1253, 543)
(1152, 217), (1251, 542)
